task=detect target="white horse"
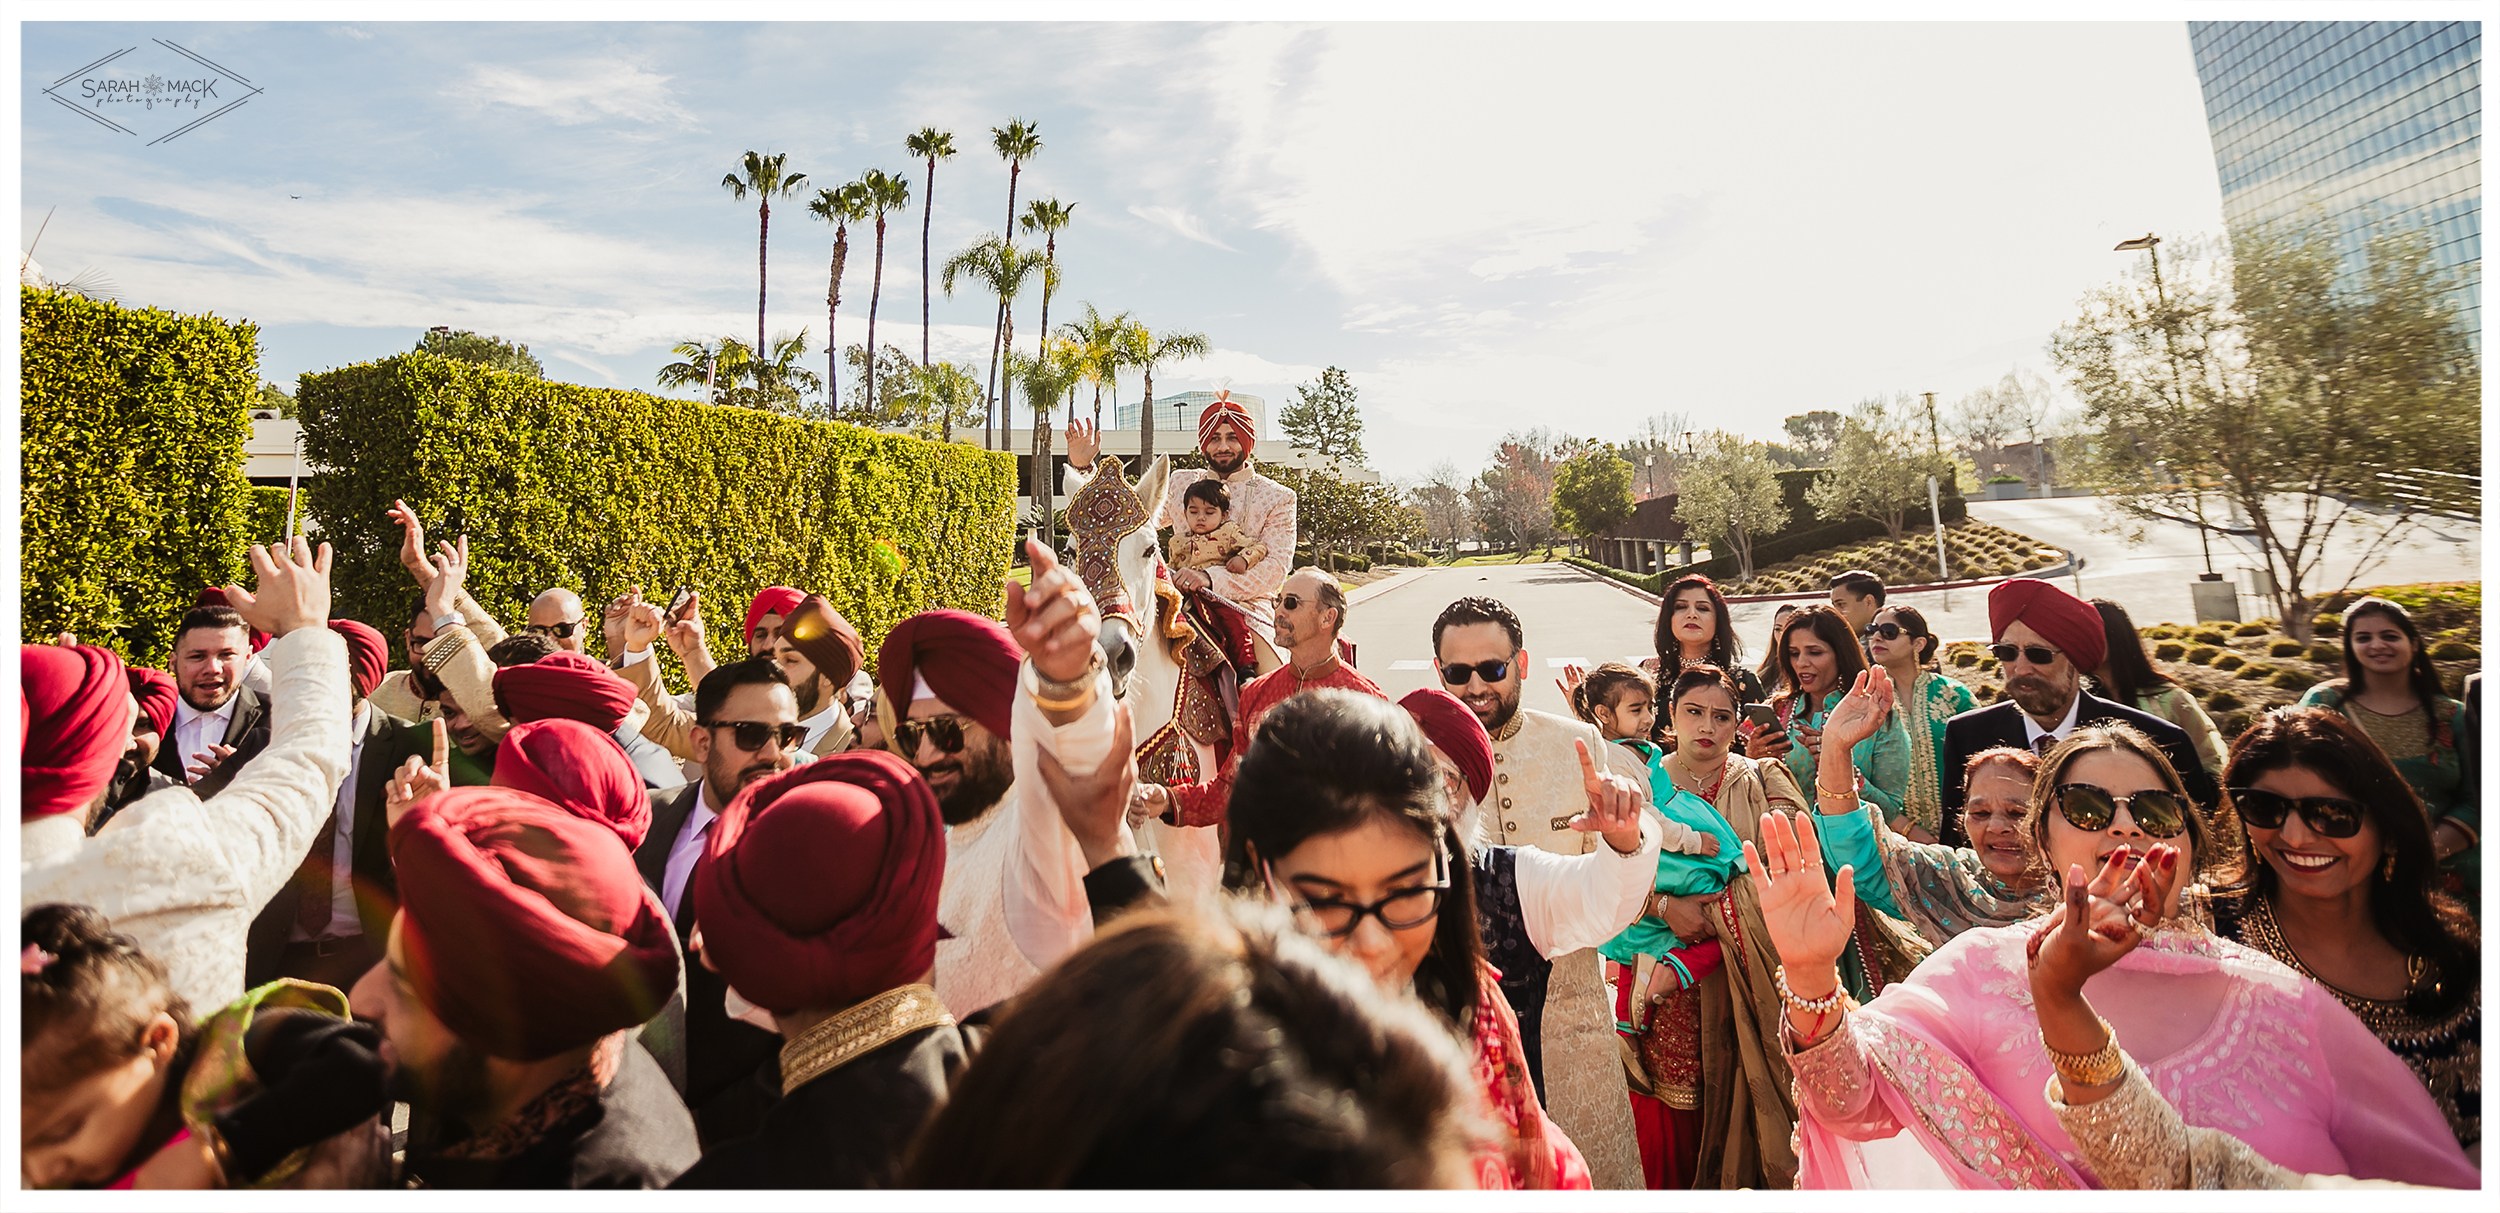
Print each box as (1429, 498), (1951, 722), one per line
(1066, 455), (1281, 904)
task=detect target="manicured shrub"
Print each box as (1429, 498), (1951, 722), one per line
(2212, 653), (2246, 672)
(2184, 645), (2221, 665)
(2268, 668), (2312, 690)
(2205, 690), (2242, 712)
(2190, 628), (2231, 646)
(2431, 641), (2478, 660)
(2153, 641), (2187, 662)
(2267, 640), (2307, 658)
(2232, 622), (2271, 637)
(2236, 662), (2272, 681)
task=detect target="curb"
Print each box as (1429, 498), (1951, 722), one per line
(1346, 565), (1435, 606)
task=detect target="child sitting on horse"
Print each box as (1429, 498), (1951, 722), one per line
(1169, 479), (1268, 574)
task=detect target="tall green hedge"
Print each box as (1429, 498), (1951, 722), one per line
(20, 287), (260, 662)
(295, 354), (1018, 666)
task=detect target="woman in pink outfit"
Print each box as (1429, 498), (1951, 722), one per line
(1745, 692), (2478, 1189)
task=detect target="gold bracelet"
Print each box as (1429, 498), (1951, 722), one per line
(2042, 1015), (2124, 1087)
(1024, 651), (1103, 713)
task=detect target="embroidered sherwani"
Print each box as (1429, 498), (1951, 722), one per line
(1078, 459), (1295, 631)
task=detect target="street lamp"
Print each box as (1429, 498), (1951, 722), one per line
(2112, 232), (2212, 576)
(1644, 454), (1656, 498)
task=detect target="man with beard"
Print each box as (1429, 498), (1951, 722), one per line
(352, 786), (691, 1188)
(1063, 394), (1297, 632)
(1432, 595), (1655, 1191)
(96, 666), (183, 827)
(1936, 578), (2216, 847)
(630, 655), (803, 1145)
(156, 604), (271, 797)
(608, 584), (804, 716)
(875, 540), (1123, 1015)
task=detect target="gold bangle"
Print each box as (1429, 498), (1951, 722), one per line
(2042, 1015), (2124, 1087)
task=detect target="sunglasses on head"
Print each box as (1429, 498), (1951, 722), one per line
(2230, 787), (2366, 839)
(1863, 622), (1909, 641)
(704, 720), (807, 752)
(1989, 642), (2062, 667)
(2051, 782), (2189, 839)
(1440, 659), (1511, 686)
(525, 620), (583, 640)
(892, 715), (969, 756)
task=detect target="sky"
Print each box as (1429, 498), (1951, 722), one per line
(18, 16), (2239, 480)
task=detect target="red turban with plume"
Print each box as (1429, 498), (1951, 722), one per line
(328, 620), (390, 702)
(21, 644), (134, 822)
(494, 652), (637, 734)
(1400, 687), (1494, 806)
(390, 788), (679, 1060)
(691, 751), (945, 1015)
(493, 719), (652, 850)
(1197, 392), (1256, 453)
(194, 587), (271, 653)
(1987, 578), (2107, 674)
(746, 586), (806, 645)
(127, 667), (178, 741)
(875, 610), (1022, 742)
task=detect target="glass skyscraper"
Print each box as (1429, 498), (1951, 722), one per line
(1112, 390), (1267, 435)
(2187, 21), (2480, 340)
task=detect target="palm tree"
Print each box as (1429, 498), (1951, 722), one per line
(655, 336), (753, 405)
(807, 181), (871, 416)
(985, 119), (1043, 446)
(858, 169), (914, 417)
(903, 128), (957, 376)
(895, 359), (984, 440)
(1126, 322), (1211, 462)
(744, 330), (824, 413)
(720, 151), (809, 356)
(943, 234), (1045, 456)
(1058, 302), (1135, 432)
(1009, 336), (1086, 550)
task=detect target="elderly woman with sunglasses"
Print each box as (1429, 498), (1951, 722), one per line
(1224, 689), (1666, 1190)
(2211, 708), (2481, 1155)
(1751, 721), (2478, 1189)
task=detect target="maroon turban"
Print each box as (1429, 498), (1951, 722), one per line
(194, 587), (271, 653)
(391, 788), (678, 1060)
(21, 645), (134, 822)
(1988, 578), (2106, 673)
(746, 586), (805, 644)
(127, 667), (178, 741)
(1401, 687), (1494, 806)
(494, 652), (637, 734)
(876, 610), (1023, 742)
(782, 594), (866, 690)
(328, 620), (390, 701)
(692, 751), (944, 1015)
(1197, 393), (1255, 453)
(493, 720), (651, 850)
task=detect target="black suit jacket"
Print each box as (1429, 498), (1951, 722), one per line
(633, 782), (782, 1149)
(1937, 690), (2219, 848)
(243, 706), (408, 987)
(154, 684), (270, 799)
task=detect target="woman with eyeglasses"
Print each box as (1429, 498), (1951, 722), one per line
(1750, 607), (1914, 833)
(1861, 605), (1973, 844)
(2088, 599), (2228, 780)
(1223, 689), (1663, 1190)
(2295, 596), (2477, 914)
(1648, 576), (1764, 746)
(2211, 708), (2480, 1154)
(1753, 721), (2477, 1188)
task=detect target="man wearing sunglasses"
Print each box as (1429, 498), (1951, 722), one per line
(523, 587), (591, 655)
(1937, 579), (2217, 848)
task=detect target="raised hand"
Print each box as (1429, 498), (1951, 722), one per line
(421, 536), (468, 622)
(1820, 667), (1895, 754)
(1065, 418), (1102, 471)
(1034, 701), (1139, 868)
(185, 743), (237, 784)
(1555, 662), (1588, 703)
(1567, 738), (1646, 855)
(1741, 809), (1858, 975)
(54, 631), (77, 647)
(1005, 537), (1102, 687)
(388, 499), (432, 582)
(664, 593), (708, 659)
(2025, 844), (2180, 1017)
(603, 587), (641, 656)
(221, 536), (333, 637)
(385, 720), (452, 829)
(621, 598), (666, 654)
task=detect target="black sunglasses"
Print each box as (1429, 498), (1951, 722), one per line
(703, 720), (807, 752)
(525, 620), (583, 640)
(1280, 593), (1305, 611)
(1990, 642), (2062, 667)
(1863, 622), (1908, 641)
(2230, 787), (2366, 840)
(2052, 783), (2189, 839)
(1440, 659), (1511, 686)
(892, 715), (969, 756)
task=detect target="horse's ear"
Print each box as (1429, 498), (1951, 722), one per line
(1138, 455), (1173, 511)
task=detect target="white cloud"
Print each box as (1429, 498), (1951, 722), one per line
(1126, 204), (1237, 252)
(449, 58), (696, 130)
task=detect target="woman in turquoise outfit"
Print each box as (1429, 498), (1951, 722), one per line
(1861, 604), (1975, 844)
(1745, 606), (1913, 825)
(2296, 597), (2477, 912)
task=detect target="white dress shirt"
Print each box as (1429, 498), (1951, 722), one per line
(171, 694), (241, 777)
(291, 702), (370, 942)
(2021, 691), (2086, 753)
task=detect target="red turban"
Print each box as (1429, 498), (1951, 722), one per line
(746, 586), (805, 644)
(1197, 394), (1256, 453)
(494, 652), (637, 734)
(21, 645), (134, 822)
(493, 720), (651, 850)
(1988, 578), (2107, 674)
(876, 610), (1022, 741)
(782, 594), (866, 690)
(127, 667), (178, 740)
(390, 788), (678, 1060)
(692, 751), (944, 1015)
(1401, 687), (1493, 806)
(328, 620), (390, 701)
(194, 587), (271, 653)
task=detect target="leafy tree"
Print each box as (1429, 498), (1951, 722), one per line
(941, 234), (1045, 449)
(2053, 221), (2477, 640)
(1468, 436), (1560, 555)
(985, 118), (1044, 444)
(858, 168), (913, 416)
(413, 328), (542, 377)
(1008, 337), (1086, 550)
(1618, 410), (1694, 498)
(654, 336), (750, 404)
(1781, 409), (1843, 465)
(1950, 369), (2052, 481)
(254, 381), (296, 417)
(904, 127), (957, 372)
(723, 331), (822, 414)
(1407, 460), (1473, 554)
(1279, 366), (1367, 468)
(1123, 321), (1208, 462)
(893, 359), (988, 441)
(1550, 447), (1637, 545)
(1269, 466), (1419, 569)
(1675, 431), (1788, 581)
(721, 151), (809, 356)
(807, 181), (871, 415)
(842, 343), (919, 425)
(1021, 198), (1076, 527)
(1806, 394), (1940, 541)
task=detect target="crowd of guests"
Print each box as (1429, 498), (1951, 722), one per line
(16, 523), (2483, 1190)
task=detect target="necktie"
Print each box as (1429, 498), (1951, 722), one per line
(2033, 733), (2058, 758)
(671, 816), (713, 940)
(292, 814), (340, 937)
